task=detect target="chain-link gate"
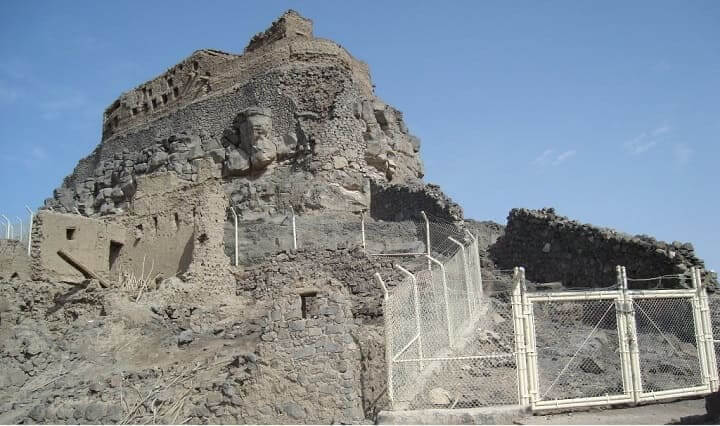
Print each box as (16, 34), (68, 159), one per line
(382, 261), (718, 413)
(521, 266), (719, 411)
(709, 291), (720, 383)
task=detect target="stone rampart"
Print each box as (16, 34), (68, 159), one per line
(490, 208), (716, 288)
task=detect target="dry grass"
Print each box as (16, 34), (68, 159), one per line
(117, 255), (161, 301)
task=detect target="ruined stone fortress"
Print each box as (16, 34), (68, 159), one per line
(0, 10), (717, 425)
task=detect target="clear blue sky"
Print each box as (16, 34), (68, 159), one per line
(1, 1), (718, 270)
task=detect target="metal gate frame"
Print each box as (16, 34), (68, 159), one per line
(517, 266), (719, 412)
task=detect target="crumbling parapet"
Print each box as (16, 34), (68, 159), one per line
(490, 207), (717, 288)
(244, 9), (313, 53)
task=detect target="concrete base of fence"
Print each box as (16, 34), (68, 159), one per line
(376, 405), (528, 424)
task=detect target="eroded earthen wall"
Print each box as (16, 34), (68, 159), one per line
(30, 212), (125, 283)
(106, 159), (230, 284)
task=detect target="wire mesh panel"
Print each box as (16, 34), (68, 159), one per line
(384, 275), (422, 406)
(711, 293), (720, 383)
(633, 297), (704, 394)
(383, 235), (518, 410)
(530, 298), (628, 402)
(395, 293), (518, 409)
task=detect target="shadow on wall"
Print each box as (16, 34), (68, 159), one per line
(179, 233), (194, 273)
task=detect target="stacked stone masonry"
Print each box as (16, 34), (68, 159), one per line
(490, 208), (718, 288)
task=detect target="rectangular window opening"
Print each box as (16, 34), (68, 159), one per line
(173, 87), (179, 98)
(300, 291), (318, 319)
(162, 93), (168, 104)
(109, 241), (123, 270)
(66, 228), (76, 240)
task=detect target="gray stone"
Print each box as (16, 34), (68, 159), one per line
(429, 387), (452, 405)
(225, 148), (251, 176)
(282, 402), (306, 420)
(579, 357), (604, 374)
(177, 329), (194, 346)
(149, 151), (168, 170)
(84, 403), (106, 421)
(333, 156), (348, 170)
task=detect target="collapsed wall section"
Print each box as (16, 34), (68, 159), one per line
(490, 208), (716, 288)
(0, 240), (30, 281)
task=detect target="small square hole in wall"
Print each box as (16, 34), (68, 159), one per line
(66, 228), (76, 240)
(300, 291), (319, 319)
(162, 94), (168, 104)
(173, 87), (179, 98)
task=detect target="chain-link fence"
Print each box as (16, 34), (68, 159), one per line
(0, 215), (32, 245)
(531, 298), (626, 402)
(381, 230), (517, 410)
(224, 208), (472, 266)
(633, 297), (704, 393)
(523, 267), (717, 411)
(709, 292), (720, 390)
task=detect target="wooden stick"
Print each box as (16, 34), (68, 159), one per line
(57, 249), (110, 288)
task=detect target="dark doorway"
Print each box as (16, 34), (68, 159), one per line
(109, 241), (123, 270)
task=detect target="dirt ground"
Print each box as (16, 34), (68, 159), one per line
(516, 398), (713, 425)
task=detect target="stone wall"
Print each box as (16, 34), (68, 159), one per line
(370, 181), (463, 222)
(490, 208), (716, 288)
(236, 246), (409, 418)
(101, 11), (371, 140)
(46, 10), (427, 224)
(0, 240), (30, 281)
(251, 287), (365, 423)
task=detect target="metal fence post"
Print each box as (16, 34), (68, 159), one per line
(25, 206), (33, 256)
(420, 211), (431, 271)
(396, 264), (423, 370)
(519, 266), (539, 406)
(512, 266), (530, 407)
(289, 206), (297, 250)
(691, 267), (715, 391)
(15, 217), (22, 243)
(375, 272), (395, 407)
(615, 265), (634, 401)
(361, 210), (366, 250)
(622, 266), (643, 403)
(466, 230), (484, 300)
(448, 236), (473, 317)
(229, 207), (239, 266)
(695, 268), (719, 391)
(1, 215), (11, 239)
(426, 255), (453, 348)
